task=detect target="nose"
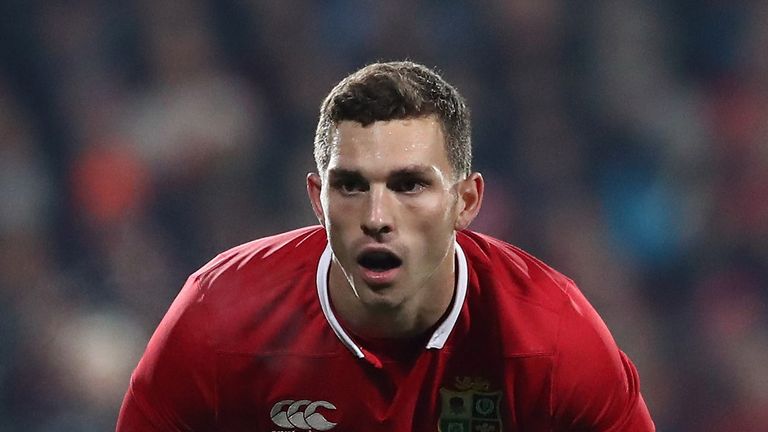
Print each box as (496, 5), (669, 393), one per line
(361, 185), (394, 239)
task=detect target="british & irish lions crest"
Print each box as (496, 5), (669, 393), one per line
(438, 376), (502, 432)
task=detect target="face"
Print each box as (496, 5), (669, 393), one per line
(308, 116), (483, 311)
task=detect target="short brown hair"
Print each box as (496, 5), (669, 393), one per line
(314, 61), (472, 178)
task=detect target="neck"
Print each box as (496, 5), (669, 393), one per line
(328, 246), (457, 339)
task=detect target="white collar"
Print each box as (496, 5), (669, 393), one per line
(315, 240), (468, 358)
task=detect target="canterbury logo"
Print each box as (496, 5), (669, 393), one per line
(270, 399), (337, 431)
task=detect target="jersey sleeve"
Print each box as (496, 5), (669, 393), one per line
(116, 275), (216, 431)
(551, 281), (655, 431)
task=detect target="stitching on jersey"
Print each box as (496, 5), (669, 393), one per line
(215, 350), (342, 358)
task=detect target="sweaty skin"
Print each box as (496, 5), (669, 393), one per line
(307, 116), (484, 339)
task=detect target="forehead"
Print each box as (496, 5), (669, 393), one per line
(327, 116), (452, 176)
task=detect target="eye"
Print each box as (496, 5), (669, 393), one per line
(335, 179), (368, 195)
(390, 178), (427, 194)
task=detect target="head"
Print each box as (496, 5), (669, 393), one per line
(307, 61), (483, 312)
(313, 61), (472, 179)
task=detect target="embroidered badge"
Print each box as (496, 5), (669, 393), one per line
(438, 376), (502, 432)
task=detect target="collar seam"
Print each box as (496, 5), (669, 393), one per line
(315, 240), (468, 358)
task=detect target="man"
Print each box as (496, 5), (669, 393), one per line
(117, 61), (655, 431)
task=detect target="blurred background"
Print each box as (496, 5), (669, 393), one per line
(1, 0), (767, 430)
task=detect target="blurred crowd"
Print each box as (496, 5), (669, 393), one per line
(1, 0), (767, 430)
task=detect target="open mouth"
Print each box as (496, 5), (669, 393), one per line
(357, 250), (403, 272)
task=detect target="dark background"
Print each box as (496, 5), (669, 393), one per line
(1, 1), (766, 430)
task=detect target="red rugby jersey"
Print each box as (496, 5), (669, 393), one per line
(117, 226), (654, 431)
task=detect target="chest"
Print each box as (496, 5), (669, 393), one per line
(213, 349), (553, 431)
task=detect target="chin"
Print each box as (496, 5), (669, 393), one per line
(355, 283), (406, 311)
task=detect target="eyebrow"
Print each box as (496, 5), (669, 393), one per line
(328, 165), (437, 180)
(327, 168), (366, 182)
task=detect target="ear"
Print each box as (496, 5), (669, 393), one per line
(307, 172), (326, 226)
(454, 172), (484, 231)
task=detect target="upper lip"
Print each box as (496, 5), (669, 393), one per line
(356, 245), (400, 257)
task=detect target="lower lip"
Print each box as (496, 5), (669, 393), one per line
(359, 266), (401, 287)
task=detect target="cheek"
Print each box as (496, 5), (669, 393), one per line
(324, 204), (357, 262)
(324, 197), (357, 226)
(323, 200), (363, 260)
(404, 195), (457, 257)
(408, 193), (457, 227)
(406, 197), (456, 271)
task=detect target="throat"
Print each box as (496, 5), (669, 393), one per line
(327, 259), (456, 340)
(336, 311), (432, 362)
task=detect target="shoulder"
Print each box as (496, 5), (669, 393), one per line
(177, 226), (328, 349)
(457, 230), (574, 311)
(192, 225), (327, 288)
(457, 231), (653, 429)
(457, 229), (612, 334)
(457, 230), (594, 355)
(190, 223), (327, 302)
(180, 225), (328, 312)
